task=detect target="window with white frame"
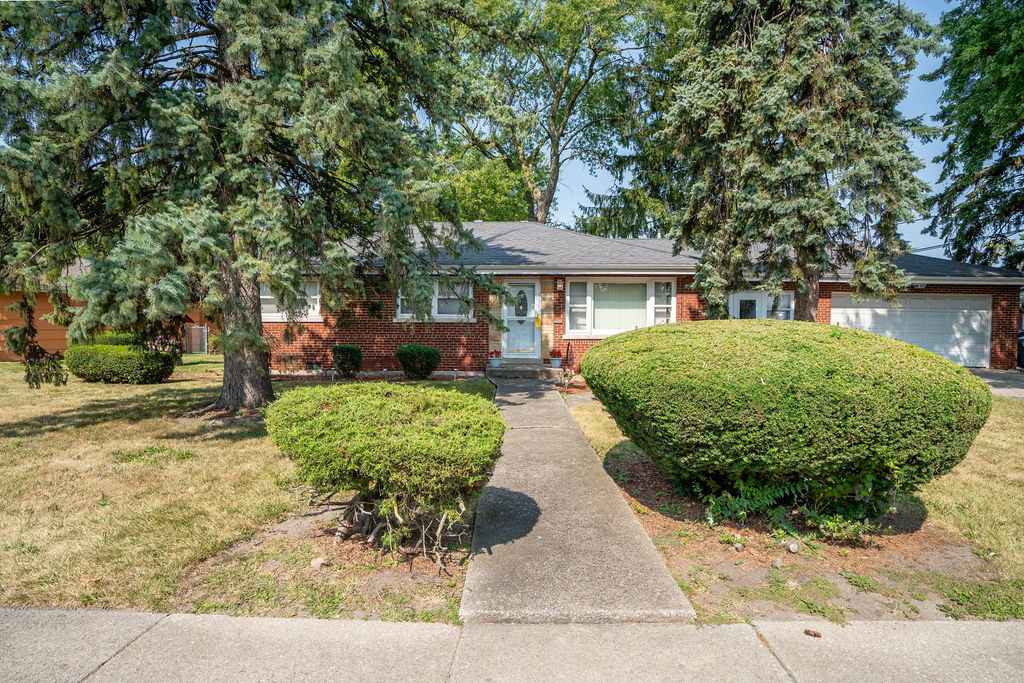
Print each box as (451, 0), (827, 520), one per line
(727, 291), (794, 320)
(396, 281), (474, 321)
(567, 281), (588, 332)
(260, 279), (322, 322)
(565, 279), (675, 336)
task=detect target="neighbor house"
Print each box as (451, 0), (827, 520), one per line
(1, 258), (212, 361)
(263, 221), (1024, 373)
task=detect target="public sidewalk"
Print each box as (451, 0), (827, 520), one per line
(4, 607), (1024, 681)
(459, 378), (695, 623)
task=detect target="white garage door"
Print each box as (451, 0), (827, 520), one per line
(830, 294), (992, 367)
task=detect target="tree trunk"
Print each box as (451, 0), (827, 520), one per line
(793, 258), (820, 322)
(216, 264), (274, 410)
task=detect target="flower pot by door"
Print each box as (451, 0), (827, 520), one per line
(549, 358), (562, 368)
(489, 358), (501, 368)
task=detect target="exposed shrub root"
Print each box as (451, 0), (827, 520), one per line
(330, 493), (471, 563)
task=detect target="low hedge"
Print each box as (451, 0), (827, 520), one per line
(71, 330), (139, 347)
(266, 382), (504, 548)
(395, 344), (441, 380)
(331, 344), (362, 378)
(64, 344), (176, 384)
(580, 320), (992, 520)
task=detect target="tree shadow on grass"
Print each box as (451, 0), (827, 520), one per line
(164, 419), (269, 442)
(0, 384), (220, 439)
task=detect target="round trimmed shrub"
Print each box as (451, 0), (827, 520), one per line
(395, 344), (441, 379)
(581, 320), (992, 519)
(64, 344), (175, 384)
(331, 344), (362, 378)
(266, 382), (504, 548)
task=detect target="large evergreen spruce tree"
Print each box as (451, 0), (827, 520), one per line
(0, 0), (491, 408)
(925, 0), (1024, 269)
(652, 0), (935, 319)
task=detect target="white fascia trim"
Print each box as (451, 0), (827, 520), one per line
(262, 316), (324, 323)
(820, 277), (1024, 285)
(479, 267), (692, 275)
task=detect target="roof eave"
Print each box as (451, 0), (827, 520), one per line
(821, 276), (1024, 285)
(477, 265), (696, 275)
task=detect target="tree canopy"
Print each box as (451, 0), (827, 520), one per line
(456, 0), (640, 224)
(925, 0), (1024, 269)
(581, 0), (936, 321)
(573, 0), (694, 239)
(435, 148), (529, 222)
(0, 0), (498, 407)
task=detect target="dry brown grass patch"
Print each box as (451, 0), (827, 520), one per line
(0, 357), (295, 610)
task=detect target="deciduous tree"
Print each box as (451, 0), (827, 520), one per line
(458, 0), (639, 224)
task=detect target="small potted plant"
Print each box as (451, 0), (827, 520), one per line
(548, 349), (563, 368)
(488, 349), (501, 368)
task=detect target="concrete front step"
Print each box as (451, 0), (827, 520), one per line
(486, 364), (563, 380)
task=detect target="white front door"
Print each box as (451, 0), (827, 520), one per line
(831, 294), (992, 367)
(503, 281), (541, 358)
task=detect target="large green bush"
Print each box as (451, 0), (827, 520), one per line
(581, 320), (992, 520)
(64, 344), (175, 384)
(266, 382), (504, 549)
(395, 344), (441, 379)
(331, 344), (362, 378)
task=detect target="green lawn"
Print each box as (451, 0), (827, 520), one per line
(0, 356), (494, 611)
(915, 395), (1024, 578)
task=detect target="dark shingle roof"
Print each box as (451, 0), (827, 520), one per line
(880, 253), (1024, 280)
(444, 221), (698, 271)
(619, 235), (1024, 281)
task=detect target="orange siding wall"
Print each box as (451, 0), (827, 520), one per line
(0, 293), (69, 362)
(0, 294), (209, 362)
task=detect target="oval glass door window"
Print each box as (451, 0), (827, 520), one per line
(514, 290), (528, 318)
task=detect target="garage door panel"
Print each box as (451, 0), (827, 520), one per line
(831, 294), (991, 367)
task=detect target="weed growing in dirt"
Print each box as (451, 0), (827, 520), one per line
(735, 573), (848, 624)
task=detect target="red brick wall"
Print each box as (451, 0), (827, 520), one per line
(551, 278), (1019, 371)
(268, 278), (1021, 373)
(263, 286), (490, 372)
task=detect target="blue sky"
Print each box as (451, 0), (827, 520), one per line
(551, 0), (950, 255)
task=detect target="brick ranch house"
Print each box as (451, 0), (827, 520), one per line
(263, 221), (1024, 373)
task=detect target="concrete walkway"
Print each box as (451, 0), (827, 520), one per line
(459, 378), (695, 623)
(5, 607), (1024, 681)
(971, 368), (1024, 399)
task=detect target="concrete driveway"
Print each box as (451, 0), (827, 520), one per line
(971, 368), (1024, 399)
